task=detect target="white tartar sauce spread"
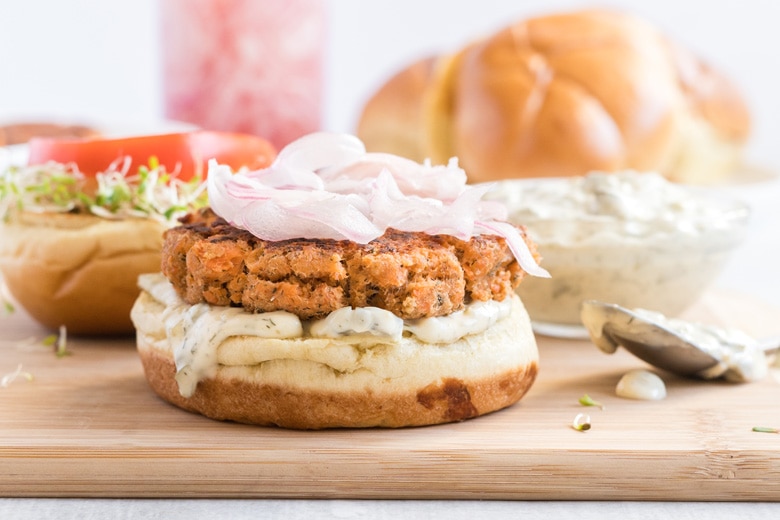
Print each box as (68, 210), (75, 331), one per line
(632, 309), (769, 383)
(488, 171), (749, 326)
(495, 171), (743, 243)
(615, 369), (667, 400)
(138, 273), (512, 397)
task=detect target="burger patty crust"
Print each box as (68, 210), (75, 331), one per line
(161, 208), (540, 320)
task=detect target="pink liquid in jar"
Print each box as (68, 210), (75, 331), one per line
(160, 0), (325, 149)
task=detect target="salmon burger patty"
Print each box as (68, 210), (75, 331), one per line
(161, 208), (540, 320)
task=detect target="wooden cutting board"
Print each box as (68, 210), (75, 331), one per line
(1, 290), (779, 500)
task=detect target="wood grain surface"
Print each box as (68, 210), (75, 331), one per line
(1, 290), (778, 500)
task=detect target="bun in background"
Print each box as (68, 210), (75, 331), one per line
(357, 9), (750, 184)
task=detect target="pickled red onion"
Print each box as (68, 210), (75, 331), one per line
(207, 132), (549, 277)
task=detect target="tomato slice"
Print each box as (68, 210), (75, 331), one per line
(26, 131), (276, 179)
(186, 131), (277, 176)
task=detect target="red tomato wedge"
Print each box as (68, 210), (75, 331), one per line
(26, 131), (276, 179)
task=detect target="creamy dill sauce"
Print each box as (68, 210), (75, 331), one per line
(405, 299), (511, 344)
(631, 309), (769, 383)
(308, 306), (404, 341)
(138, 274), (511, 397)
(615, 369), (667, 400)
(489, 171), (749, 326)
(496, 171), (740, 242)
(171, 305), (303, 397)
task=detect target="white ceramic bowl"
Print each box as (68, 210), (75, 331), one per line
(487, 172), (750, 337)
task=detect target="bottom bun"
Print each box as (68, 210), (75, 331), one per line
(0, 212), (164, 335)
(131, 277), (539, 429)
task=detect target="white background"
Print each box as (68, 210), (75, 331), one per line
(0, 0), (778, 307)
(0, 0), (778, 166)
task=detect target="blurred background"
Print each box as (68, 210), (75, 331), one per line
(0, 0), (777, 165)
(0, 0), (778, 306)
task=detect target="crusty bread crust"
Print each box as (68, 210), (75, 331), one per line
(132, 285), (539, 429)
(0, 212), (164, 335)
(137, 344), (538, 429)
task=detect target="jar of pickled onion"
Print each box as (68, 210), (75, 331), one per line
(160, 0), (325, 149)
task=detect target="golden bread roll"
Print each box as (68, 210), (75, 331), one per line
(357, 10), (750, 184)
(0, 212), (164, 335)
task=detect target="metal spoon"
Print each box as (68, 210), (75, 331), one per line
(580, 300), (779, 381)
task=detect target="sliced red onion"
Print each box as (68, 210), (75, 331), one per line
(237, 196), (380, 243)
(320, 153), (467, 201)
(207, 132), (548, 277)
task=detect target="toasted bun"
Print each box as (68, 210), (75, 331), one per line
(130, 279), (539, 429)
(357, 10), (750, 184)
(0, 212), (164, 335)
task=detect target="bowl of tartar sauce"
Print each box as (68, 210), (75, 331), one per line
(487, 171), (750, 337)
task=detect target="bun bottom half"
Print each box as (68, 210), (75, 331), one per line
(132, 285), (539, 429)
